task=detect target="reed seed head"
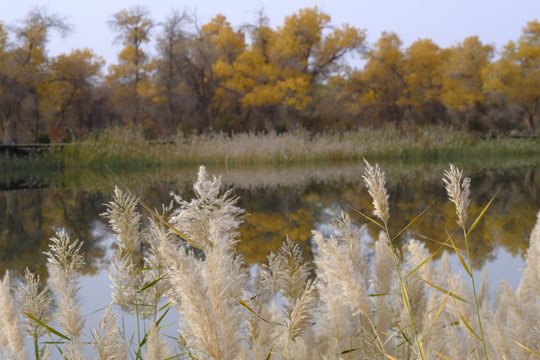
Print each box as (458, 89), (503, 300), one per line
(443, 164), (471, 228)
(363, 159), (390, 224)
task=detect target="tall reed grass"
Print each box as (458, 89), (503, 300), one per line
(1, 164), (539, 359)
(54, 126), (540, 167)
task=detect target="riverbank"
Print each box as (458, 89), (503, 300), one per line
(2, 125), (539, 169)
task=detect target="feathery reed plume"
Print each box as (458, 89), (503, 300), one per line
(517, 210), (540, 308)
(285, 279), (317, 342)
(108, 252), (137, 311)
(312, 213), (372, 357)
(0, 271), (28, 360)
(160, 167), (247, 359)
(245, 266), (279, 360)
(443, 164), (489, 359)
(262, 237), (313, 303)
(161, 225), (247, 359)
(313, 215), (370, 316)
(443, 164), (471, 228)
(16, 268), (53, 358)
(144, 323), (172, 360)
(143, 204), (176, 306)
(397, 240), (429, 344)
(262, 238), (318, 359)
(45, 229), (85, 342)
(91, 304), (126, 359)
(363, 160), (426, 359)
(102, 186), (143, 257)
(493, 280), (536, 358)
(373, 232), (394, 340)
(103, 186), (157, 321)
(363, 159), (390, 224)
(16, 269), (53, 336)
(170, 165), (244, 251)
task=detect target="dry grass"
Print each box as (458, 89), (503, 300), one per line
(1, 164), (540, 359)
(54, 125), (540, 167)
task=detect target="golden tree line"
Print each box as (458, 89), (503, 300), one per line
(0, 6), (539, 144)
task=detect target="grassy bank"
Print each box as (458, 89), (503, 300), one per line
(49, 126), (539, 168)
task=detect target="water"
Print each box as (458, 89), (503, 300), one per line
(1, 159), (539, 356)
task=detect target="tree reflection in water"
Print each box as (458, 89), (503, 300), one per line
(0, 160), (538, 283)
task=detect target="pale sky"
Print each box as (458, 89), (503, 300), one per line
(2, 0), (539, 67)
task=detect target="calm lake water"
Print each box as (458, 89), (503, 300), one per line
(1, 158), (539, 354)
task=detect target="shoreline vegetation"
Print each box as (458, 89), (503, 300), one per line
(0, 164), (539, 359)
(4, 125), (540, 169)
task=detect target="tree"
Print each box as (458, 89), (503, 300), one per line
(0, 7), (71, 144)
(216, 7), (366, 131)
(107, 6), (154, 128)
(154, 9), (190, 133)
(41, 49), (104, 140)
(441, 36), (493, 131)
(401, 39), (448, 124)
(483, 20), (540, 133)
(341, 32), (406, 126)
(174, 14), (246, 132)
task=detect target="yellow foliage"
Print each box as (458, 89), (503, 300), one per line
(402, 39), (445, 106)
(214, 6), (365, 114)
(441, 36), (493, 110)
(482, 20), (540, 131)
(275, 6), (330, 64)
(202, 14), (245, 60)
(278, 75), (312, 109)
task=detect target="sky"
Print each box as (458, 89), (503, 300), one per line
(2, 0), (540, 67)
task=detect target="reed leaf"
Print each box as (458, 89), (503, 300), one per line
(392, 198), (438, 242)
(406, 238), (448, 280)
(340, 348), (360, 354)
(434, 351), (455, 360)
(431, 292), (450, 326)
(344, 202), (385, 230)
(513, 340), (540, 357)
(415, 276), (471, 304)
(238, 298), (281, 326)
(459, 312), (481, 341)
(466, 186), (501, 237)
(138, 275), (166, 293)
(22, 311), (71, 341)
(448, 235), (472, 278)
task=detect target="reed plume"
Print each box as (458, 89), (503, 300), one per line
(160, 166), (248, 360)
(372, 232), (395, 344)
(45, 229), (85, 344)
(363, 160), (425, 359)
(0, 271), (28, 360)
(16, 268), (53, 359)
(443, 164), (471, 228)
(103, 186), (143, 313)
(91, 304), (126, 360)
(16, 269), (53, 335)
(312, 213), (372, 357)
(103, 186), (143, 257)
(244, 266), (279, 360)
(170, 166), (244, 251)
(517, 210), (540, 309)
(363, 159), (390, 224)
(144, 323), (171, 360)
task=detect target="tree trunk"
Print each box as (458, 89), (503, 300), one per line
(525, 111), (536, 135)
(2, 115), (16, 145)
